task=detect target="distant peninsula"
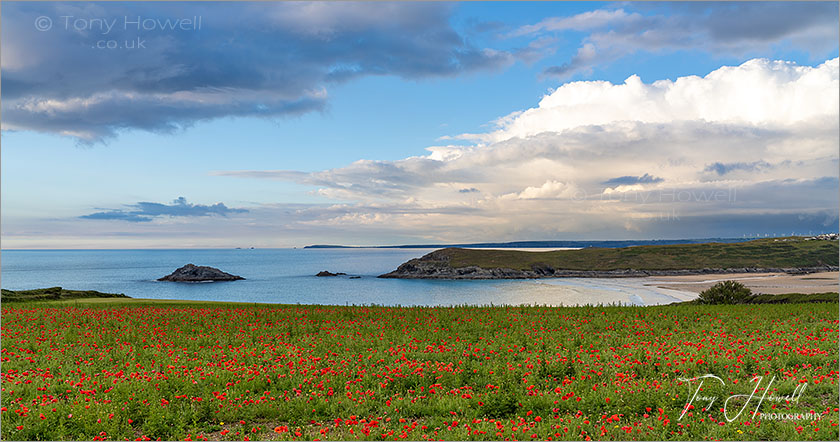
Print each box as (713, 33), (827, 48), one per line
(305, 238), (751, 249)
(379, 237), (839, 279)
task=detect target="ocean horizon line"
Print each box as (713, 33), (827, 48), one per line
(0, 236), (795, 252)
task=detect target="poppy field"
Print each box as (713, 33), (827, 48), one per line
(2, 300), (837, 441)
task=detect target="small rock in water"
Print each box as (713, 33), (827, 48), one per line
(158, 264), (244, 282)
(316, 271), (347, 277)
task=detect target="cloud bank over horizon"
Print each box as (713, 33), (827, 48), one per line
(208, 56), (839, 244)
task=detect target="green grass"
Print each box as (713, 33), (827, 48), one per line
(438, 237), (838, 271)
(2, 299), (837, 441)
(682, 291), (839, 305)
(0, 286), (129, 302)
(746, 292), (839, 304)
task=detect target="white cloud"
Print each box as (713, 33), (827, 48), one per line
(501, 180), (581, 200)
(207, 57), (838, 243)
(470, 57), (839, 144)
(512, 9), (643, 35)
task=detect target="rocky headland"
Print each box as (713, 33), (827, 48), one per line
(379, 238), (839, 279)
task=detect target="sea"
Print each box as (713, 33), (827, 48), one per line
(0, 247), (703, 307)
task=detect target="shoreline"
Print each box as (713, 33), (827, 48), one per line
(379, 265), (839, 279)
(643, 271), (839, 295)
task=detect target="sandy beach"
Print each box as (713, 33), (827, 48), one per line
(643, 271), (838, 295)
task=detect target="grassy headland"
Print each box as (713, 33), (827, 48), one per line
(0, 287), (129, 302)
(445, 237), (836, 270)
(381, 237), (839, 278)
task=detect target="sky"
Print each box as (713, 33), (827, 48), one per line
(1, 1), (838, 248)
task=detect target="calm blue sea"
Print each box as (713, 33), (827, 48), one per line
(0, 248), (696, 306)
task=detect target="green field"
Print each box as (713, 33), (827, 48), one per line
(2, 298), (837, 441)
(440, 237), (838, 271)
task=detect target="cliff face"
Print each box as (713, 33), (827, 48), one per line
(378, 249), (838, 279)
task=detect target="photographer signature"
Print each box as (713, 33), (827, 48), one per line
(677, 374), (807, 422)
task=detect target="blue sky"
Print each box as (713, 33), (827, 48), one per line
(2, 1), (838, 248)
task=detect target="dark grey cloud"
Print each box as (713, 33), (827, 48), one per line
(639, 211), (840, 240)
(2, 2), (512, 142)
(603, 173), (664, 186)
(534, 2), (838, 79)
(716, 177), (839, 212)
(704, 160), (774, 175)
(459, 187), (480, 193)
(80, 212), (153, 223)
(543, 64), (574, 78)
(80, 197), (247, 222)
(695, 2), (837, 43)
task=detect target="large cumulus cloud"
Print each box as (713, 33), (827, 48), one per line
(215, 57), (839, 242)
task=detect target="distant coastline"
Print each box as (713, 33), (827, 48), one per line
(305, 238), (752, 249)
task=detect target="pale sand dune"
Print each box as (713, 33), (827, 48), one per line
(643, 271), (838, 295)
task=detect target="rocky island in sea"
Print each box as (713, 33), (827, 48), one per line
(158, 264), (244, 282)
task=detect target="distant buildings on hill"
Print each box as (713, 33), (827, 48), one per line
(805, 233), (839, 241)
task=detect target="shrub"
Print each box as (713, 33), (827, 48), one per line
(697, 280), (753, 304)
